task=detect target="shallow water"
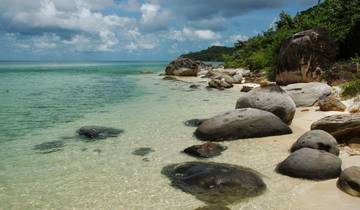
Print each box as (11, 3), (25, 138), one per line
(0, 62), (311, 210)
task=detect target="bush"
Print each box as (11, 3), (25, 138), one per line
(341, 79), (360, 98)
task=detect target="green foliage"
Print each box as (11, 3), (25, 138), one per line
(181, 46), (234, 62)
(351, 56), (360, 64)
(224, 0), (360, 80)
(341, 79), (360, 98)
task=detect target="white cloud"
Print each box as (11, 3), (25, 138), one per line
(229, 34), (249, 42)
(183, 28), (222, 40)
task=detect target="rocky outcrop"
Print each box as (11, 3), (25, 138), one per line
(290, 130), (339, 156)
(276, 148), (342, 180)
(165, 57), (208, 76)
(162, 162), (266, 205)
(276, 28), (337, 85)
(337, 166), (360, 197)
(318, 96), (346, 112)
(77, 126), (124, 141)
(194, 108), (292, 141)
(183, 143), (227, 158)
(311, 113), (360, 143)
(206, 68), (245, 90)
(208, 78), (233, 90)
(235, 84), (296, 124)
(283, 82), (332, 107)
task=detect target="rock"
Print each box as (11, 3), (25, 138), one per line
(140, 70), (154, 74)
(132, 147), (155, 156)
(162, 162), (266, 205)
(236, 84), (296, 124)
(194, 206), (230, 210)
(319, 96), (346, 112)
(283, 82), (332, 107)
(311, 113), (360, 143)
(194, 108), (292, 141)
(189, 84), (201, 89)
(348, 96), (360, 113)
(276, 28), (337, 85)
(33, 140), (65, 154)
(183, 143), (227, 158)
(77, 126), (124, 141)
(348, 138), (360, 150)
(184, 119), (207, 127)
(208, 79), (233, 90)
(276, 148), (342, 180)
(163, 75), (181, 81)
(290, 130), (339, 155)
(337, 166), (360, 197)
(240, 86), (253, 92)
(165, 57), (207, 76)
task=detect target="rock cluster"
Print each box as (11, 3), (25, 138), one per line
(165, 57), (209, 76)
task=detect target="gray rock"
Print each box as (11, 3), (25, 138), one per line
(184, 119), (207, 127)
(162, 162), (266, 205)
(277, 148), (342, 180)
(290, 130), (339, 155)
(77, 126), (124, 141)
(165, 57), (207, 76)
(311, 113), (360, 143)
(236, 84), (296, 124)
(208, 79), (233, 90)
(283, 82), (332, 107)
(337, 166), (360, 197)
(195, 108), (292, 141)
(132, 147), (155, 156)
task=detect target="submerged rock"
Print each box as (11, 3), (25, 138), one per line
(77, 126), (123, 141)
(236, 84), (296, 124)
(33, 140), (65, 154)
(311, 113), (360, 143)
(337, 166), (360, 197)
(240, 86), (253, 92)
(277, 148), (342, 180)
(183, 143), (227, 158)
(195, 108), (292, 141)
(184, 119), (207, 127)
(162, 162), (266, 205)
(290, 130), (339, 156)
(194, 206), (230, 210)
(318, 96), (346, 112)
(283, 82), (332, 107)
(132, 147), (155, 156)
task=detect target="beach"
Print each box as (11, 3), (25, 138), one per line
(0, 63), (359, 209)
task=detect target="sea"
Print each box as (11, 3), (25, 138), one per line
(0, 61), (308, 210)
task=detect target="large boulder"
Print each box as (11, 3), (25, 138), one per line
(236, 84), (296, 124)
(194, 108), (292, 141)
(276, 28), (337, 85)
(165, 57), (208, 76)
(183, 143), (227, 158)
(337, 166), (360, 197)
(311, 113), (360, 143)
(162, 162), (266, 205)
(318, 96), (346, 112)
(283, 82), (332, 107)
(208, 78), (233, 90)
(290, 130), (339, 156)
(276, 148), (342, 180)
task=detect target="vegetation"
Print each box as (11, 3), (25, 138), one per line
(181, 46), (234, 62)
(341, 79), (360, 98)
(224, 0), (360, 80)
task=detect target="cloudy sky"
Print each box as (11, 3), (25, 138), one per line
(0, 0), (317, 61)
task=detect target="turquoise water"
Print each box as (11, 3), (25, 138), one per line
(0, 62), (165, 141)
(0, 62), (317, 210)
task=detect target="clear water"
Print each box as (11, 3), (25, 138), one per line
(0, 62), (310, 210)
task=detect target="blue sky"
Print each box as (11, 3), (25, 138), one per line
(0, 0), (318, 61)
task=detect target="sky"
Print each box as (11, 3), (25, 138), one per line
(0, 0), (318, 61)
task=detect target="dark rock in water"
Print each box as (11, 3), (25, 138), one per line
(190, 84), (201, 89)
(184, 119), (207, 127)
(240, 86), (253, 92)
(236, 84), (296, 124)
(77, 126), (123, 141)
(162, 162), (266, 205)
(195, 108), (292, 141)
(311, 113), (360, 143)
(276, 148), (342, 180)
(93, 149), (102, 153)
(132, 147), (155, 156)
(183, 143), (227, 158)
(33, 140), (65, 154)
(290, 130), (339, 156)
(337, 166), (360, 197)
(194, 205), (231, 210)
